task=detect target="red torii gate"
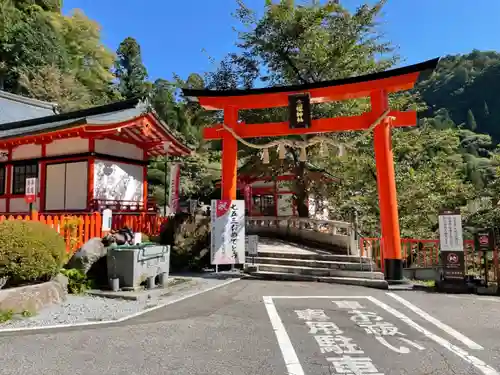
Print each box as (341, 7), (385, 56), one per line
(182, 58), (439, 282)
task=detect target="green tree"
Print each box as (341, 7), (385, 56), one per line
(19, 64), (92, 111)
(324, 125), (474, 238)
(0, 1), (68, 91)
(467, 109), (477, 131)
(114, 36), (149, 99)
(49, 9), (118, 105)
(208, 0), (401, 217)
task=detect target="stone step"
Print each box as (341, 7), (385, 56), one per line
(245, 256), (377, 271)
(245, 271), (388, 290)
(255, 264), (385, 279)
(255, 251), (372, 263)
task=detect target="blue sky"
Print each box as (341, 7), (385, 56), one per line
(62, 0), (500, 82)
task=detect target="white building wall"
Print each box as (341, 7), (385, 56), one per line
(11, 144), (41, 160)
(95, 139), (143, 160)
(9, 197), (40, 212)
(45, 161), (88, 210)
(46, 138), (88, 156)
(93, 159), (143, 202)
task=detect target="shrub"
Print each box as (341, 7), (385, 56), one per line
(60, 268), (91, 294)
(0, 220), (67, 287)
(159, 213), (211, 272)
(141, 233), (150, 243)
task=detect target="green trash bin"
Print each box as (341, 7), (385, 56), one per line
(107, 243), (170, 290)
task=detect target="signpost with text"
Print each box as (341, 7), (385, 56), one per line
(439, 210), (465, 282)
(210, 199), (245, 270)
(25, 177), (37, 213)
(438, 209), (465, 282)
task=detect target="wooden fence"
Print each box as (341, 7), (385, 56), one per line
(0, 211), (167, 254)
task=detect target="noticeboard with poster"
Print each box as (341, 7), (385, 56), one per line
(438, 209), (465, 281)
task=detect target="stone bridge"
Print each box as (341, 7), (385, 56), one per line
(244, 216), (386, 288)
(245, 216), (358, 255)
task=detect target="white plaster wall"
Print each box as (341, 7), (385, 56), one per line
(93, 159), (143, 202)
(46, 137), (88, 157)
(12, 144), (41, 160)
(277, 194), (294, 216)
(9, 197), (40, 213)
(45, 161), (88, 210)
(0, 199), (6, 212)
(251, 180), (274, 188)
(95, 139), (143, 160)
(45, 163), (65, 210)
(65, 162), (88, 209)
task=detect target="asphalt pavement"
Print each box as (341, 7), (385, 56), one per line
(0, 280), (499, 375)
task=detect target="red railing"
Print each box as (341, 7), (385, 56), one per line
(111, 213), (167, 236)
(360, 237), (500, 282)
(89, 199), (158, 212)
(0, 211), (167, 254)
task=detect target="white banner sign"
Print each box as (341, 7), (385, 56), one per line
(210, 199), (245, 265)
(438, 209), (463, 252)
(25, 177), (37, 196)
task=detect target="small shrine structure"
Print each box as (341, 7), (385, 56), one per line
(214, 161), (338, 218)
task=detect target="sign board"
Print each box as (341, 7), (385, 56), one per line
(439, 209), (465, 281)
(442, 251), (465, 280)
(246, 235), (259, 256)
(288, 93), (311, 129)
(210, 199), (245, 265)
(102, 208), (113, 232)
(24, 177), (37, 204)
(168, 163), (181, 214)
(474, 228), (495, 252)
(438, 209), (463, 252)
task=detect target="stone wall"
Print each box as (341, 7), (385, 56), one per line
(0, 274), (68, 314)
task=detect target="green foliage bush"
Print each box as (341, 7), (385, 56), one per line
(60, 268), (91, 294)
(159, 213), (211, 272)
(0, 220), (67, 287)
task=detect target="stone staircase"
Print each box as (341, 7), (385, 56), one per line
(244, 217), (387, 289)
(245, 250), (387, 289)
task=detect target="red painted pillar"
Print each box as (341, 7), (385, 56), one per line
(371, 90), (403, 281)
(142, 149), (148, 210)
(87, 138), (95, 211)
(221, 106), (238, 201)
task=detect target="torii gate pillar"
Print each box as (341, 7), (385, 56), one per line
(221, 106), (238, 200)
(372, 90), (403, 281)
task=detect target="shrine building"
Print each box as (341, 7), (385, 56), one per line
(0, 91), (190, 215)
(214, 160), (338, 218)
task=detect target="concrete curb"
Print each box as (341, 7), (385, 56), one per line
(243, 272), (389, 290)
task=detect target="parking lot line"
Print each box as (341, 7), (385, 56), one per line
(368, 296), (497, 375)
(386, 292), (483, 350)
(265, 295), (496, 375)
(263, 296), (305, 375)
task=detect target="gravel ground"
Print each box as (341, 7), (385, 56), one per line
(0, 276), (236, 329)
(0, 295), (155, 329)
